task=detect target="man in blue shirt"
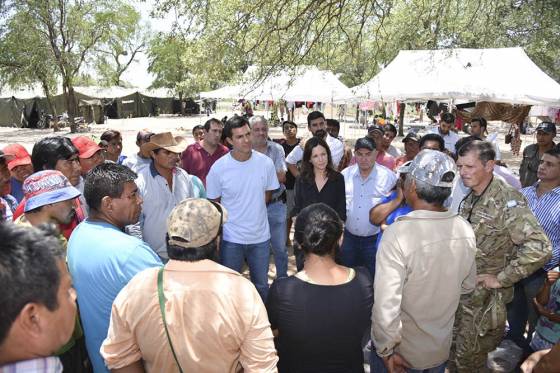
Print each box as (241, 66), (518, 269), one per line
(68, 163), (162, 373)
(507, 147), (560, 353)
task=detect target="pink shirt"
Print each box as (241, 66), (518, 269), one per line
(181, 142), (229, 185)
(376, 151), (396, 170)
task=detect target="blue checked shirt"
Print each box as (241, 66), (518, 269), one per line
(521, 184), (560, 270)
(0, 357), (62, 373)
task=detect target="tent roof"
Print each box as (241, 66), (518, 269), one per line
(200, 66), (355, 103)
(352, 47), (560, 106)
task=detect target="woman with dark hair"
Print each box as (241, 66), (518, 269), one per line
(267, 203), (373, 373)
(100, 130), (126, 164)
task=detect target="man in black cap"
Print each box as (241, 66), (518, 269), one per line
(395, 132), (420, 168)
(520, 122), (557, 187)
(340, 137), (397, 277)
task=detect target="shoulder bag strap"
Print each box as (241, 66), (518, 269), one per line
(158, 267), (185, 373)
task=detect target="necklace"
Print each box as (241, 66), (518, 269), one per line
(460, 176), (493, 223)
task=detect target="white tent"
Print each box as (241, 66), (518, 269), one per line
(200, 66), (355, 103)
(352, 47), (560, 106)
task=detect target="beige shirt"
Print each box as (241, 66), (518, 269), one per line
(372, 209), (477, 369)
(100, 259), (278, 372)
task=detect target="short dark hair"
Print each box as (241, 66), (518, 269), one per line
(84, 163), (137, 212)
(192, 125), (204, 135)
(166, 237), (218, 262)
(203, 118), (222, 132)
(223, 115), (249, 139)
(300, 136), (337, 183)
(0, 223), (65, 345)
(544, 147), (560, 159)
(307, 111), (325, 127)
(441, 113), (455, 124)
(282, 120), (297, 131)
(31, 137), (78, 171)
(457, 140), (495, 163)
(455, 135), (482, 154)
(294, 203), (343, 257)
(385, 123), (397, 135)
(100, 130), (122, 142)
(410, 177), (452, 205)
(471, 117), (487, 130)
(326, 119), (340, 130)
(419, 133), (445, 151)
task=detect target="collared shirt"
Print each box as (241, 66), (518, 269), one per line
(67, 220), (162, 373)
(373, 210), (477, 369)
(207, 150), (279, 244)
(459, 177), (551, 290)
(261, 140), (286, 199)
(285, 134), (344, 168)
(181, 141), (229, 185)
(0, 357), (63, 373)
(136, 162), (203, 258)
(520, 143), (556, 187)
(101, 259), (278, 373)
(428, 127), (460, 153)
(0, 195), (14, 221)
(387, 144), (402, 158)
(521, 184), (560, 270)
(121, 153), (152, 173)
(342, 164), (396, 236)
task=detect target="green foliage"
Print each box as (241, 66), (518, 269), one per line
(150, 0), (560, 89)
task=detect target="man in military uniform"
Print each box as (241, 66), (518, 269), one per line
(519, 122), (556, 187)
(451, 140), (551, 372)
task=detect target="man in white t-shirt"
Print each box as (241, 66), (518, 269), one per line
(206, 116), (279, 300)
(286, 111), (344, 176)
(428, 112), (460, 154)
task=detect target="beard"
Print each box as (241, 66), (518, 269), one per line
(313, 129), (327, 139)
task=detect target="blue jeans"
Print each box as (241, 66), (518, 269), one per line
(506, 268), (546, 353)
(340, 229), (378, 277)
(370, 351), (447, 373)
(220, 240), (270, 301)
(267, 201), (288, 278)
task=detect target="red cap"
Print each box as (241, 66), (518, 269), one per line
(72, 136), (102, 159)
(2, 144), (32, 171)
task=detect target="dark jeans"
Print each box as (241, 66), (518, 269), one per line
(506, 268), (546, 353)
(340, 229), (378, 278)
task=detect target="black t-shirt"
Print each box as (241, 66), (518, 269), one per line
(274, 138), (300, 190)
(266, 267), (373, 373)
(293, 172), (346, 221)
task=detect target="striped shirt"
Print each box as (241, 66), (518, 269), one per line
(521, 184), (560, 270)
(0, 357), (62, 373)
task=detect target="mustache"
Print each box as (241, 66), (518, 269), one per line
(314, 129), (327, 139)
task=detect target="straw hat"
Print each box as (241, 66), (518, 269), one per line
(140, 132), (187, 157)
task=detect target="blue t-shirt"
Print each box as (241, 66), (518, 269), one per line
(375, 191), (413, 248)
(67, 220), (162, 373)
(9, 177), (24, 203)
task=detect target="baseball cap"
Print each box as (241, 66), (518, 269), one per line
(167, 198), (228, 249)
(536, 122), (557, 135)
(23, 170), (81, 212)
(397, 149), (456, 187)
(2, 144), (32, 171)
(72, 136), (102, 159)
(402, 132), (420, 143)
(367, 124), (384, 135)
(354, 137), (376, 151)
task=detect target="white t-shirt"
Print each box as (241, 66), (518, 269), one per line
(486, 133), (502, 161)
(428, 127), (460, 153)
(206, 150), (279, 244)
(285, 134), (344, 168)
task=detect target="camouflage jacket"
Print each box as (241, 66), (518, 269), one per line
(459, 177), (551, 291)
(519, 143), (556, 187)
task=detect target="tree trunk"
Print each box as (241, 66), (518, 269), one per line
(179, 91), (185, 116)
(63, 81), (78, 133)
(398, 102), (405, 136)
(40, 81), (57, 117)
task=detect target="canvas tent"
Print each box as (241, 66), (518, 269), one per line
(352, 47), (560, 106)
(200, 66), (355, 103)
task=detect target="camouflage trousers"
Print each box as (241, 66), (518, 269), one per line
(449, 289), (508, 373)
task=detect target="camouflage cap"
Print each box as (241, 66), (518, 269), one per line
(167, 198), (228, 249)
(398, 149), (456, 187)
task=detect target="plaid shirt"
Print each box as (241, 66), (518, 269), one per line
(0, 357), (62, 373)
(521, 184), (560, 270)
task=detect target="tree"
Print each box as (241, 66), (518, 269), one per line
(0, 0), (144, 131)
(95, 4), (149, 87)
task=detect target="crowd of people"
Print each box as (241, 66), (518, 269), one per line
(0, 111), (559, 373)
